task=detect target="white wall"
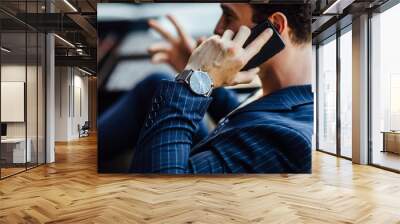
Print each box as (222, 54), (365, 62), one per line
(1, 63), (46, 164)
(1, 82), (25, 122)
(1, 65), (26, 138)
(54, 67), (89, 141)
(55, 66), (69, 141)
(1, 65), (40, 138)
(70, 73), (89, 138)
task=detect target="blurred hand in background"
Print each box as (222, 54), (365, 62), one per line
(148, 15), (205, 72)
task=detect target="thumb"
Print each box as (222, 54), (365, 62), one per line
(231, 67), (260, 86)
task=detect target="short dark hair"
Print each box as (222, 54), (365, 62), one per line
(251, 4), (311, 45)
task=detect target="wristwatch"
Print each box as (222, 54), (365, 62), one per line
(175, 69), (214, 97)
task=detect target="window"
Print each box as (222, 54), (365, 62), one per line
(317, 36), (337, 154)
(370, 2), (400, 171)
(0, 1), (47, 179)
(317, 25), (353, 159)
(339, 28), (352, 158)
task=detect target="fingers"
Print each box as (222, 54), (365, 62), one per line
(148, 19), (175, 43)
(148, 42), (171, 55)
(151, 52), (169, 64)
(209, 35), (228, 59)
(221, 29), (234, 41)
(232, 26), (251, 46)
(166, 14), (192, 48)
(243, 28), (273, 62)
(202, 36), (221, 63)
(232, 67), (260, 85)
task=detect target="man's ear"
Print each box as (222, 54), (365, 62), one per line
(268, 12), (287, 35)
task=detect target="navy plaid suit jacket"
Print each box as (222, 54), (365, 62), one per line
(130, 80), (314, 174)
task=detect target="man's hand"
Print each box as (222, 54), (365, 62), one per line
(148, 15), (204, 72)
(185, 26), (273, 88)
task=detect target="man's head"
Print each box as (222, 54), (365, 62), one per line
(214, 3), (311, 80)
(250, 4), (312, 77)
(214, 4), (254, 35)
(215, 3), (311, 45)
(251, 4), (311, 46)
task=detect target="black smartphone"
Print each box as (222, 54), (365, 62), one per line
(241, 19), (285, 71)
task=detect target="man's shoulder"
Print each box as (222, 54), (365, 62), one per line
(232, 102), (313, 128)
(231, 85), (314, 124)
(240, 117), (311, 142)
(198, 107), (313, 173)
(227, 102), (313, 143)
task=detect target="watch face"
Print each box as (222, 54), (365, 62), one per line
(189, 71), (213, 95)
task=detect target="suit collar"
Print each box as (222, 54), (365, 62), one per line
(233, 85), (313, 114)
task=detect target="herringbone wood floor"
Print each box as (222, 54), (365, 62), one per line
(1, 134), (400, 224)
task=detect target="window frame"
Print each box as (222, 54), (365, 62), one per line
(315, 23), (353, 160)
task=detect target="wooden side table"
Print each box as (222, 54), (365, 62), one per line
(381, 131), (400, 154)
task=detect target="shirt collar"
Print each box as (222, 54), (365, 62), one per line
(232, 85), (314, 115)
